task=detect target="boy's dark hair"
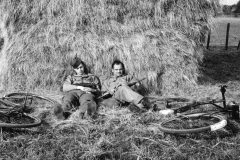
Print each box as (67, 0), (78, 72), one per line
(111, 59), (125, 75)
(70, 57), (88, 74)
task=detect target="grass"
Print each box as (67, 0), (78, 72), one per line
(1, 100), (240, 159)
(208, 16), (240, 50)
(1, 51), (240, 159)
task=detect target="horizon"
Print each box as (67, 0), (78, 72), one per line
(220, 0), (239, 5)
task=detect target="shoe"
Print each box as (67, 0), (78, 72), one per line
(128, 103), (147, 113)
(79, 102), (97, 119)
(128, 103), (140, 112)
(53, 103), (65, 120)
(152, 103), (166, 111)
(137, 99), (149, 112)
(141, 98), (152, 109)
(86, 102), (97, 117)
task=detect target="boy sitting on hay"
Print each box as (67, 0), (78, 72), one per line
(53, 58), (148, 120)
(101, 60), (149, 112)
(53, 57), (101, 120)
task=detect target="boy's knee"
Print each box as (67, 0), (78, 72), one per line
(79, 102), (97, 118)
(53, 103), (63, 114)
(87, 102), (97, 117)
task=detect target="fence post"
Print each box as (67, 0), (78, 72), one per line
(237, 40), (240, 50)
(225, 23), (230, 50)
(206, 31), (211, 49)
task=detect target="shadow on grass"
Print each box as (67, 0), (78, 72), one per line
(1, 128), (41, 141)
(199, 45), (240, 84)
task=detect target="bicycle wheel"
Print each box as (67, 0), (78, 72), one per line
(3, 92), (60, 111)
(0, 113), (41, 128)
(4, 92), (59, 104)
(158, 112), (227, 134)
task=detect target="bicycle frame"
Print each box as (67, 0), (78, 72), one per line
(0, 99), (23, 115)
(0, 93), (36, 115)
(3, 93), (34, 105)
(158, 85), (237, 134)
(0, 92), (60, 128)
(167, 85), (233, 116)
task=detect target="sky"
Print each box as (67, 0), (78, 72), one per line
(220, 0), (239, 5)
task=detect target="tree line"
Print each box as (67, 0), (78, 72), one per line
(222, 0), (240, 14)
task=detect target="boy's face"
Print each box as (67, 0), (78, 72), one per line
(112, 64), (123, 77)
(74, 63), (85, 75)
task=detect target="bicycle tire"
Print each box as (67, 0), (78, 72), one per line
(158, 112), (227, 134)
(0, 113), (41, 128)
(0, 92), (60, 128)
(4, 92), (60, 104)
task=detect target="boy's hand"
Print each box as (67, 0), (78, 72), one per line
(76, 86), (96, 93)
(135, 82), (140, 87)
(109, 88), (115, 94)
(83, 87), (93, 93)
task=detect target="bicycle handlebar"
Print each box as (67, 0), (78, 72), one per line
(219, 85), (227, 109)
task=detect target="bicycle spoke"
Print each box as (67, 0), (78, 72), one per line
(0, 92), (59, 128)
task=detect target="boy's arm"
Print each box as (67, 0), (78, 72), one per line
(62, 75), (77, 92)
(102, 79), (116, 94)
(97, 80), (113, 99)
(63, 74), (102, 93)
(62, 75), (86, 92)
(101, 80), (109, 93)
(126, 75), (140, 87)
(93, 75), (102, 90)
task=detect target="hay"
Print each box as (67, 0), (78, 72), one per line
(0, 0), (220, 94)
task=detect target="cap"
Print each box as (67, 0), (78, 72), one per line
(70, 57), (82, 69)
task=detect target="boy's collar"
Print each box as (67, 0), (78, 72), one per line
(73, 72), (93, 77)
(110, 74), (127, 78)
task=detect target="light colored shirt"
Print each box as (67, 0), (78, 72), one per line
(102, 74), (138, 93)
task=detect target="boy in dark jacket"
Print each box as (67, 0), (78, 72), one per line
(54, 57), (101, 120)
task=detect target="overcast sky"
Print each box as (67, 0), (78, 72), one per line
(220, 0), (239, 5)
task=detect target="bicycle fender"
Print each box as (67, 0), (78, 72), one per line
(210, 119), (227, 131)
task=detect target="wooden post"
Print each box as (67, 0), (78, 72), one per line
(206, 32), (211, 49)
(237, 40), (240, 50)
(0, 127), (2, 142)
(225, 23), (230, 50)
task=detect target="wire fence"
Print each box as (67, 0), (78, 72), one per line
(206, 16), (240, 51)
(217, 12), (240, 17)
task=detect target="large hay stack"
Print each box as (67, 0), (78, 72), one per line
(0, 0), (219, 94)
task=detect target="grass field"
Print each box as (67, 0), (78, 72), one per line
(2, 14), (240, 160)
(208, 17), (240, 51)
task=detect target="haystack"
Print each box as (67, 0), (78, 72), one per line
(0, 0), (220, 94)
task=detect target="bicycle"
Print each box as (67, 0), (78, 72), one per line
(150, 85), (239, 134)
(0, 92), (60, 128)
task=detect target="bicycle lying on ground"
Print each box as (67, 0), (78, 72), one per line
(149, 85), (239, 134)
(0, 93), (59, 128)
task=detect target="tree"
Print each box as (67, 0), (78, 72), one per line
(232, 0), (240, 13)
